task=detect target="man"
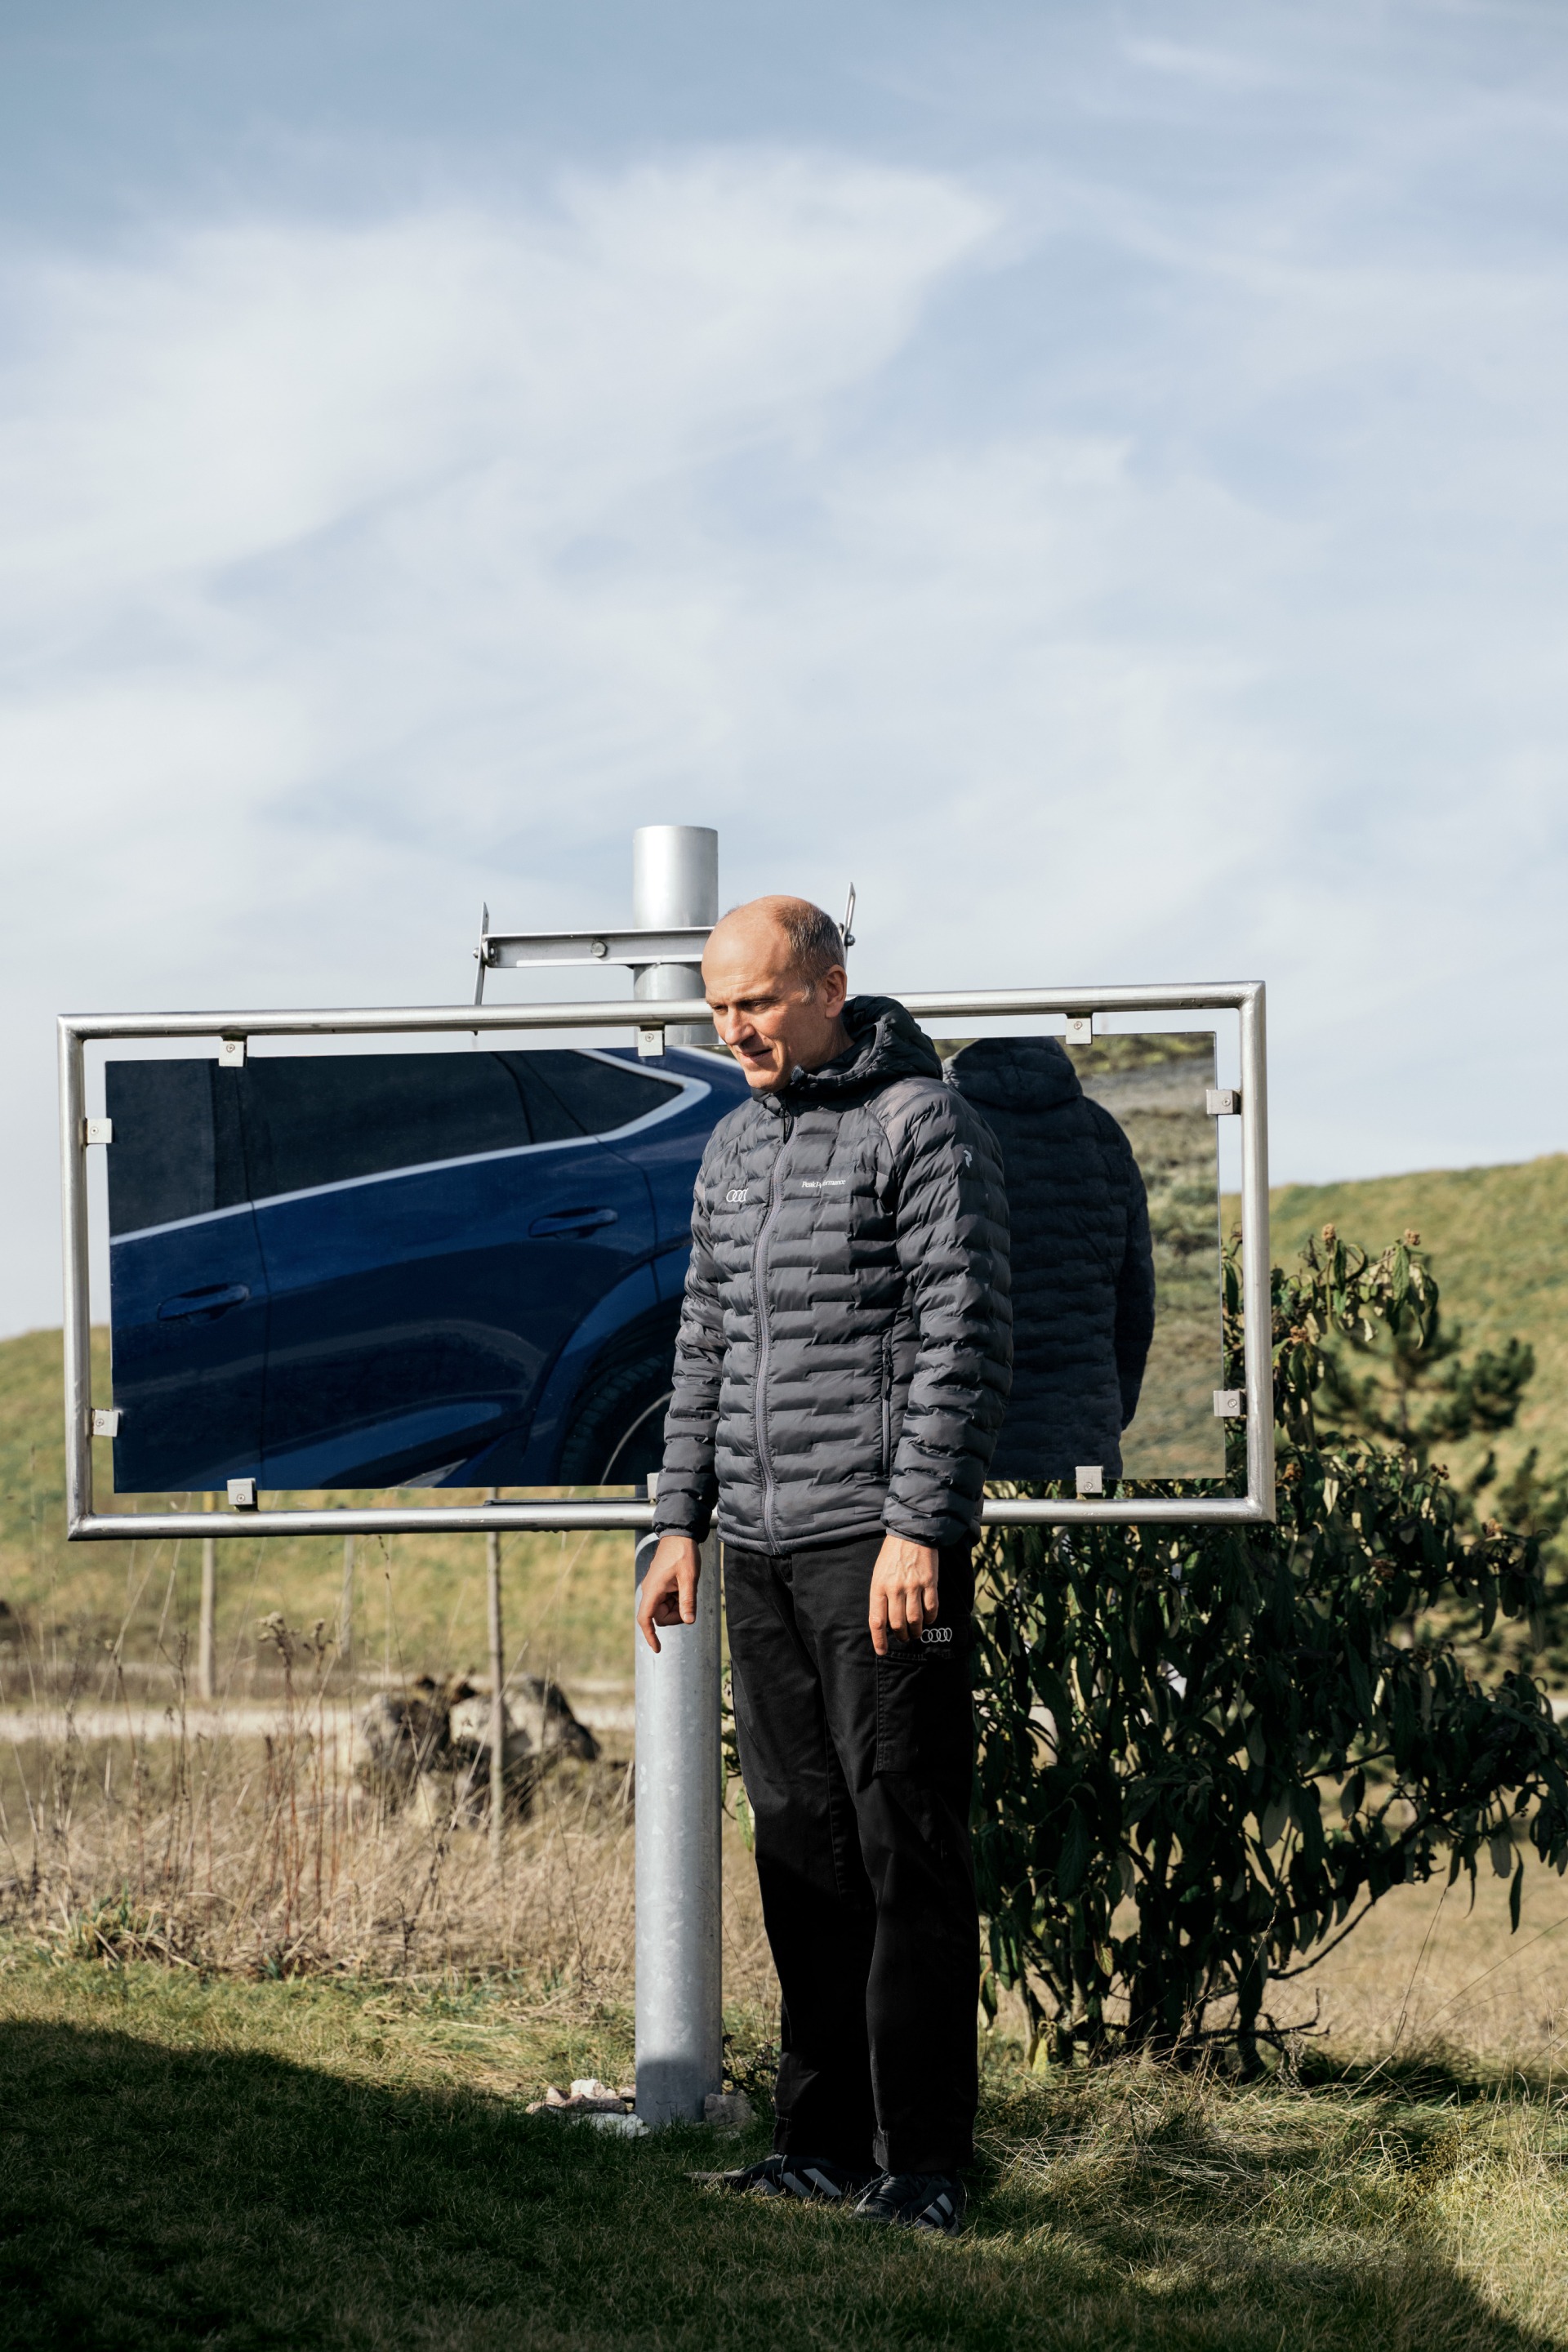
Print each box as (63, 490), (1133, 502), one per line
(946, 1036), (1155, 1481)
(636, 896), (1011, 2236)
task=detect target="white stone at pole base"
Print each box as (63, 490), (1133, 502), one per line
(634, 1530), (723, 2126)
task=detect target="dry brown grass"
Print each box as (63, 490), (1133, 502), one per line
(7, 1584), (1568, 2087)
(0, 1659), (774, 2002)
(1295, 1859), (1568, 2082)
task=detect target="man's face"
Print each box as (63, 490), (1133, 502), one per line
(702, 913), (849, 1094)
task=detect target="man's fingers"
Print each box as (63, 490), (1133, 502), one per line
(891, 1575), (936, 1642)
(636, 1539), (702, 1653)
(636, 1548), (702, 1650)
(869, 1549), (942, 1653)
(635, 1571), (675, 1653)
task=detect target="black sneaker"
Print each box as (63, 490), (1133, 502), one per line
(694, 2153), (874, 2203)
(693, 2154), (792, 2196)
(777, 2154), (876, 2204)
(854, 2172), (966, 2234)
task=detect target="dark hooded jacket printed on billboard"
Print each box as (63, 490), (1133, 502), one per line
(652, 996), (1013, 1554)
(946, 1036), (1155, 1481)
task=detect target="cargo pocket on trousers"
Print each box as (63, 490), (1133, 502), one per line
(874, 1649), (922, 1775)
(874, 1645), (973, 1780)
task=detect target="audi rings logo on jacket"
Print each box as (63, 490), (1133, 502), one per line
(725, 1188), (749, 1203)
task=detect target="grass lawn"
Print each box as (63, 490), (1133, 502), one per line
(3, 1160), (1567, 2344)
(3, 1938), (1568, 2352)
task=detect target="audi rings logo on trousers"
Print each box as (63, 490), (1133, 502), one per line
(920, 1625), (953, 1644)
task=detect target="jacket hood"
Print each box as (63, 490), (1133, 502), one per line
(946, 1035), (1082, 1115)
(783, 994), (942, 1102)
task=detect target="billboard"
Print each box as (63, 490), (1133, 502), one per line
(103, 1030), (1227, 1498)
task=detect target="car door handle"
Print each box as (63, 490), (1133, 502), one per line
(158, 1284), (252, 1323)
(528, 1207), (620, 1237)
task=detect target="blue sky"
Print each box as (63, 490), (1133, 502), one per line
(3, 2), (1567, 1334)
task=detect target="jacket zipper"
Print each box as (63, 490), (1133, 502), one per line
(754, 1107), (791, 1552)
(880, 1330), (893, 1481)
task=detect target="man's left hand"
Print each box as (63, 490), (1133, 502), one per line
(869, 1535), (939, 1655)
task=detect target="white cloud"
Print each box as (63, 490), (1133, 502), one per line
(0, 155), (994, 944)
(0, 159), (991, 624)
(1, 110), (1566, 1335)
(1117, 34), (1278, 91)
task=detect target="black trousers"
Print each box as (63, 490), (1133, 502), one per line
(724, 1535), (979, 2177)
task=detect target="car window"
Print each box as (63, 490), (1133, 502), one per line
(105, 1061), (250, 1235)
(510, 1051), (679, 1139)
(242, 1054), (534, 1197)
(105, 1047), (683, 1226)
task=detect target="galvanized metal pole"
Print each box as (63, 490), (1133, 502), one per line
(486, 1493), (506, 1876)
(635, 1531), (722, 2124)
(198, 1491), (217, 1701)
(58, 1018), (91, 1535)
(630, 825), (723, 2125)
(1236, 985), (1275, 1521)
(631, 825), (718, 1046)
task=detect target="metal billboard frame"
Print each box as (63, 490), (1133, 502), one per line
(58, 981), (1273, 1544)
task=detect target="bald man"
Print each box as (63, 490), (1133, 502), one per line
(638, 896), (1011, 2235)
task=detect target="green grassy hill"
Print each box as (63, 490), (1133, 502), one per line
(0, 1326), (633, 1690)
(1237, 1153), (1568, 1494)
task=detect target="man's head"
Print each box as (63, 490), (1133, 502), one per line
(702, 896), (850, 1093)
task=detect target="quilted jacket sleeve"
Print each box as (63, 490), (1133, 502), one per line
(1083, 1100), (1156, 1429)
(1113, 1147), (1156, 1428)
(880, 1085), (1013, 1547)
(650, 1155), (724, 1542)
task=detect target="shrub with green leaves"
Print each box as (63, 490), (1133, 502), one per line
(972, 1229), (1568, 2067)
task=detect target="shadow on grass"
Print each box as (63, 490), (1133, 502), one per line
(1296, 2042), (1560, 2105)
(0, 2018), (1557, 2352)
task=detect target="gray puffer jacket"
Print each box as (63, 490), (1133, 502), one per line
(653, 996), (1013, 1554)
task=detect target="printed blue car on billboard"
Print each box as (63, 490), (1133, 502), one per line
(104, 1044), (750, 1494)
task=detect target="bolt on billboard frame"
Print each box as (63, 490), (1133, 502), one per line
(57, 982), (1274, 1544)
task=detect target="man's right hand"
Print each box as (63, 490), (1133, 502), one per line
(636, 1535), (702, 1652)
